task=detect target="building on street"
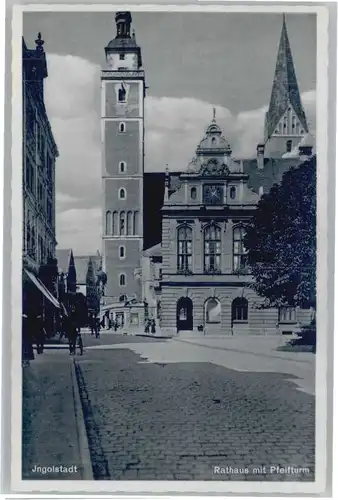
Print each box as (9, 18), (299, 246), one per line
(22, 33), (60, 325)
(141, 14), (314, 336)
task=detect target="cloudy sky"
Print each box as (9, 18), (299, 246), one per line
(23, 10), (316, 255)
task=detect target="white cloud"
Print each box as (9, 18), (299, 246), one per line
(57, 208), (101, 255)
(44, 54), (316, 254)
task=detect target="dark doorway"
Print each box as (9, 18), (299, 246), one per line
(176, 297), (193, 331)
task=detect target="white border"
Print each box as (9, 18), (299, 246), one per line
(11, 3), (329, 494)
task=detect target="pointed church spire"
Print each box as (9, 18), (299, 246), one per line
(264, 14), (308, 141)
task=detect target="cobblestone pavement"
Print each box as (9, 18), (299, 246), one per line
(75, 336), (315, 482)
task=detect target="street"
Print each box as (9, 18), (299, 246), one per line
(22, 331), (315, 481)
(73, 332), (315, 481)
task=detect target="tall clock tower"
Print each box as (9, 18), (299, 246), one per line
(101, 11), (145, 302)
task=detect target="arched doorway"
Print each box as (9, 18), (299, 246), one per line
(231, 297), (249, 335)
(204, 297), (221, 335)
(176, 297), (193, 332)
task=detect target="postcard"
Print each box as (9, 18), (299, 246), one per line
(4, 1), (334, 495)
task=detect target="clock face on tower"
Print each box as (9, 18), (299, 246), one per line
(203, 184), (224, 205)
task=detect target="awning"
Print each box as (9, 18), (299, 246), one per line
(61, 303), (68, 316)
(24, 269), (60, 309)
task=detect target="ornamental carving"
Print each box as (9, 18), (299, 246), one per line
(200, 158), (230, 177)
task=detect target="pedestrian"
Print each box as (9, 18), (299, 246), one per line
(151, 319), (156, 335)
(113, 320), (117, 332)
(144, 320), (150, 334)
(95, 317), (100, 339)
(67, 314), (78, 355)
(22, 313), (34, 366)
(90, 314), (95, 336)
(35, 314), (46, 354)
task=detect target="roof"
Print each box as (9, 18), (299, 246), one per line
(265, 15), (308, 139)
(242, 157), (302, 194)
(195, 117), (232, 155)
(105, 36), (140, 50)
(74, 255), (101, 284)
(55, 248), (72, 274)
(143, 243), (162, 258)
(143, 157), (306, 248)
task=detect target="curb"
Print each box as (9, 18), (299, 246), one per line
(135, 334), (172, 339)
(70, 359), (94, 480)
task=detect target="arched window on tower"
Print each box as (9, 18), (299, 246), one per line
(119, 122), (126, 133)
(119, 161), (126, 173)
(119, 211), (126, 235)
(204, 224), (221, 273)
(118, 84), (126, 103)
(190, 187), (197, 200)
(112, 211), (118, 235)
(119, 188), (126, 200)
(133, 211), (139, 235)
(127, 211), (133, 235)
(105, 211), (112, 235)
(119, 273), (126, 286)
(286, 140), (292, 153)
(119, 245), (126, 259)
(292, 116), (296, 132)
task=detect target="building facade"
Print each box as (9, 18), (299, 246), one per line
(156, 114), (313, 336)
(140, 14), (314, 336)
(101, 12), (145, 303)
(22, 34), (59, 317)
(100, 13), (314, 335)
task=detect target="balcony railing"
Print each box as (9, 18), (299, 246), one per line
(177, 268), (193, 276)
(204, 267), (222, 275)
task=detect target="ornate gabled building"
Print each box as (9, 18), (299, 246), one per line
(159, 113), (262, 335)
(263, 15), (310, 158)
(140, 14), (315, 336)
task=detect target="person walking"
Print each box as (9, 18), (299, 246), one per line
(151, 319), (156, 335)
(94, 316), (100, 339)
(35, 314), (46, 354)
(22, 313), (34, 366)
(67, 314), (78, 355)
(90, 314), (95, 336)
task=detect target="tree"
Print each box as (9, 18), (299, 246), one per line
(86, 257), (100, 315)
(67, 250), (77, 295)
(244, 156), (316, 309)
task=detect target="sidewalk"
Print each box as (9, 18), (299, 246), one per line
(173, 335), (314, 364)
(22, 350), (92, 480)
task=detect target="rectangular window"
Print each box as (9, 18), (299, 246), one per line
(130, 313), (139, 326)
(119, 53), (125, 60)
(233, 227), (248, 272)
(279, 307), (296, 323)
(177, 226), (193, 272)
(204, 225), (221, 273)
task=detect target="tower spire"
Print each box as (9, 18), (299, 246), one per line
(212, 107), (216, 122)
(264, 14), (308, 142)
